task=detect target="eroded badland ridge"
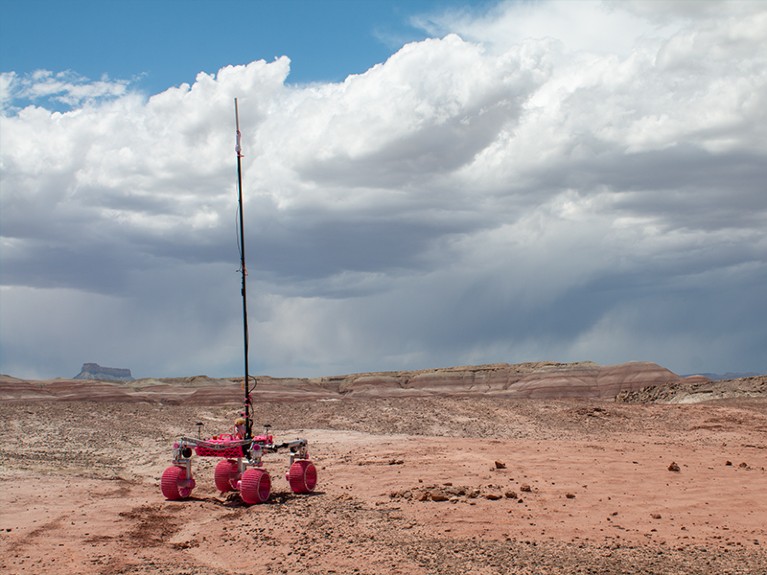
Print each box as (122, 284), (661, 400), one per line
(1, 360), (764, 404)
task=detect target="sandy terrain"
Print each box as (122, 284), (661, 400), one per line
(1, 390), (766, 575)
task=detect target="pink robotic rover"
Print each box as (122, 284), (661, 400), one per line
(161, 99), (317, 504)
(161, 418), (317, 504)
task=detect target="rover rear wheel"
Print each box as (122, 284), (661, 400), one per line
(214, 459), (240, 493)
(288, 460), (317, 494)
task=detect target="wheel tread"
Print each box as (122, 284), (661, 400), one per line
(240, 468), (271, 504)
(288, 460), (317, 494)
(214, 459), (240, 493)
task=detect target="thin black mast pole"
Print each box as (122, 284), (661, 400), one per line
(234, 97), (252, 440)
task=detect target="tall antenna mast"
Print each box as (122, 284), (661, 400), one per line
(234, 97), (253, 440)
(158, 100), (318, 504)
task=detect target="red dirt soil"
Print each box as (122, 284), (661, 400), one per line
(1, 393), (766, 575)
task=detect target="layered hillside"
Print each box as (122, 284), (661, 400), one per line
(0, 361), (717, 404)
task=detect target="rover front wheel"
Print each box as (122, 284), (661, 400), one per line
(161, 465), (195, 500)
(240, 468), (271, 504)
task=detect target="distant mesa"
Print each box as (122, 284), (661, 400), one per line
(73, 363), (134, 382)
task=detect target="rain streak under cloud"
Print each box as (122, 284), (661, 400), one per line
(1, 0), (766, 380)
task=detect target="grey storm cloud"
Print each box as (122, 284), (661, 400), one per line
(1, 0), (766, 379)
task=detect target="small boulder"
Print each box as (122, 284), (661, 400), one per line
(429, 490), (450, 502)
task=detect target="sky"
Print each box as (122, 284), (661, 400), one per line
(1, 0), (766, 380)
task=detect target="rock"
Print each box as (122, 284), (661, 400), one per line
(429, 490), (450, 502)
(389, 490), (412, 500)
(668, 462), (681, 472)
(495, 460), (507, 469)
(520, 484), (532, 492)
(616, 374), (767, 404)
(445, 486), (466, 497)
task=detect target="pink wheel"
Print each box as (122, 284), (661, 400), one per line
(161, 465), (195, 500)
(240, 468), (271, 504)
(214, 460), (240, 493)
(288, 460), (317, 494)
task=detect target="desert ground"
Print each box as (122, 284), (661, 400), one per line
(1, 372), (766, 574)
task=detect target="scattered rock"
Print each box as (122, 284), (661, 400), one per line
(445, 486), (466, 497)
(389, 489), (413, 500)
(391, 483), (521, 503)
